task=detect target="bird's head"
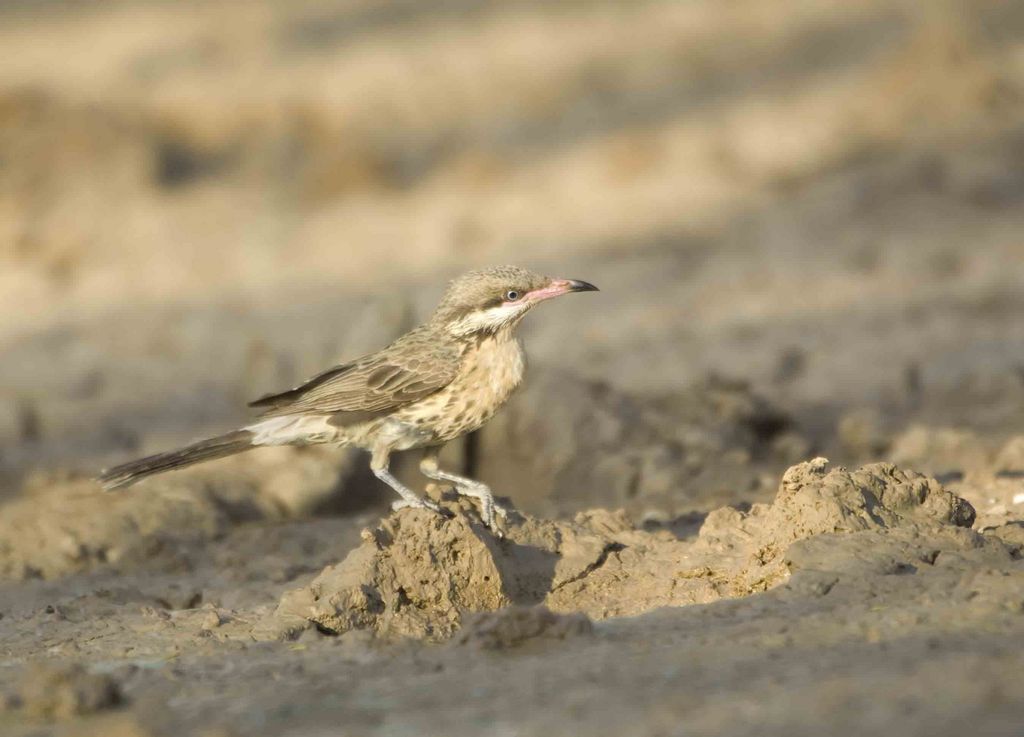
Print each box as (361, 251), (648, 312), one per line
(432, 265), (599, 337)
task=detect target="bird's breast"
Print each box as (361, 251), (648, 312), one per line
(461, 333), (526, 398)
(401, 333), (525, 443)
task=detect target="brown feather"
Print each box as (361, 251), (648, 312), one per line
(248, 324), (462, 418)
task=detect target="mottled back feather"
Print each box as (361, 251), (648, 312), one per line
(248, 324), (462, 418)
(249, 266), (550, 419)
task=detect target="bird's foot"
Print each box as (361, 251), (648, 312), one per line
(488, 500), (510, 522)
(391, 497), (446, 516)
(483, 502), (509, 539)
(453, 483), (508, 536)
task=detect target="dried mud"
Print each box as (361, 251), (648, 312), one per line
(269, 459), (981, 642)
(3, 457), (1023, 736)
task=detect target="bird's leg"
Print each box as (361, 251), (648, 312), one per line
(371, 449), (444, 515)
(420, 446), (507, 530)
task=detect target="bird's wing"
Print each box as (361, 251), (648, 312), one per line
(248, 334), (461, 418)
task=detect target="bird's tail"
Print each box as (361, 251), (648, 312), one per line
(98, 429), (255, 491)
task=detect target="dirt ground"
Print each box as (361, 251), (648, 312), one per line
(2, 0), (1024, 735)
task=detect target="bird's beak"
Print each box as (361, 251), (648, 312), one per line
(563, 278), (600, 293)
(525, 278), (600, 303)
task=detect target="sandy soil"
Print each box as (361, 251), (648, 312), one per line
(2, 0), (1024, 735)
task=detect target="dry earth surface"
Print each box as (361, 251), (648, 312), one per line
(2, 0), (1024, 735)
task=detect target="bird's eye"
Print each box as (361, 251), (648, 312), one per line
(505, 290), (520, 301)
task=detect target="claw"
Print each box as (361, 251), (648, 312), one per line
(475, 497), (509, 537)
(391, 498), (446, 515)
(452, 486), (509, 535)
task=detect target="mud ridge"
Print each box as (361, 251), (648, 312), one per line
(267, 459), (980, 641)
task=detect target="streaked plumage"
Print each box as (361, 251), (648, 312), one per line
(99, 265), (598, 532)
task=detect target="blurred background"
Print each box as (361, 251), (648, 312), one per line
(2, 0), (1024, 531)
(4, 5), (1024, 732)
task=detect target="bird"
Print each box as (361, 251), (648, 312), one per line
(99, 265), (598, 532)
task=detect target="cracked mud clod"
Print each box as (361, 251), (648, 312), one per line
(267, 459), (980, 641)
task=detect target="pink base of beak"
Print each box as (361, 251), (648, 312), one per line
(524, 279), (578, 303)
